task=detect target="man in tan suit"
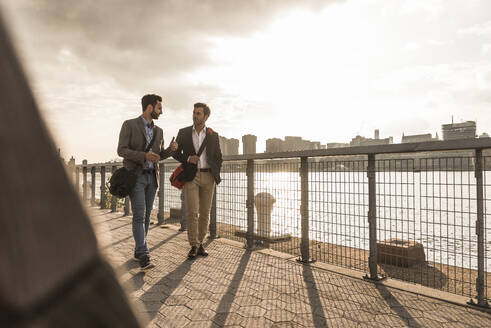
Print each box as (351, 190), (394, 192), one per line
(173, 103), (222, 259)
(117, 94), (177, 270)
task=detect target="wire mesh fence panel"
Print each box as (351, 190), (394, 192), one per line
(309, 157), (369, 271)
(216, 161), (248, 243)
(161, 161), (181, 224)
(254, 159), (301, 255)
(375, 159), (417, 279)
(417, 156), (482, 298)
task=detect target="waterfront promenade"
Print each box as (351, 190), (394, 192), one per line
(90, 207), (491, 327)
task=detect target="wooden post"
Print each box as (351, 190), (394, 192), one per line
(90, 166), (96, 207)
(75, 166), (80, 194)
(82, 160), (88, 202)
(111, 166), (117, 212)
(100, 166), (106, 209)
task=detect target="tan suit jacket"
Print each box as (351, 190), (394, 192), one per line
(117, 116), (173, 186)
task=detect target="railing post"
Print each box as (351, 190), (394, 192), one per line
(298, 156), (315, 263)
(157, 161), (165, 225)
(469, 149), (489, 307)
(82, 160), (88, 202)
(124, 196), (130, 216)
(67, 157), (75, 183)
(364, 154), (384, 281)
(75, 166), (80, 194)
(246, 159), (255, 249)
(209, 186), (218, 239)
(111, 166), (117, 212)
(100, 166), (106, 209)
(90, 166), (96, 207)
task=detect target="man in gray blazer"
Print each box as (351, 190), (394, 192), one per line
(117, 94), (177, 270)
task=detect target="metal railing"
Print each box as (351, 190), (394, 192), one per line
(75, 138), (491, 307)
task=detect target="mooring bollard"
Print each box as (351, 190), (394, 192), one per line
(254, 192), (275, 238)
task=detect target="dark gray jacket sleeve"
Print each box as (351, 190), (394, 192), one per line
(117, 120), (145, 164)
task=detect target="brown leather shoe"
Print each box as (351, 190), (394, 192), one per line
(197, 244), (208, 257)
(188, 246), (198, 259)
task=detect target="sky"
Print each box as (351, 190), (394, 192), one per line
(2, 0), (491, 162)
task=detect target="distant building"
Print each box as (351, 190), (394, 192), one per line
(350, 130), (393, 147)
(219, 136), (239, 156)
(265, 136), (324, 153)
(401, 133), (439, 143)
(266, 138), (284, 153)
(242, 134), (257, 154)
(326, 142), (349, 148)
(479, 132), (489, 138)
(442, 121), (476, 140)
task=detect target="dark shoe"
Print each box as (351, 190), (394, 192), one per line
(188, 246), (198, 259)
(133, 253), (141, 262)
(139, 255), (155, 270)
(197, 244), (208, 257)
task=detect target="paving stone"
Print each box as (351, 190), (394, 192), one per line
(374, 313), (408, 327)
(241, 316), (274, 328)
(236, 305), (267, 318)
(160, 315), (191, 328)
(159, 305), (193, 318)
(233, 295), (262, 306)
(264, 309), (296, 323)
(185, 308), (216, 321)
(343, 309), (377, 324)
(211, 312), (244, 326)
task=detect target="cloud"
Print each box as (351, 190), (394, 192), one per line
(482, 43), (491, 55)
(459, 20), (491, 36)
(4, 0), (341, 111)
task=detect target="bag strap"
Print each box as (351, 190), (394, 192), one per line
(195, 128), (209, 157)
(144, 127), (157, 152)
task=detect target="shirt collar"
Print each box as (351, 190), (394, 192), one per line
(192, 125), (207, 134)
(141, 115), (154, 129)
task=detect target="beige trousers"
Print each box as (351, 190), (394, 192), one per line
(183, 171), (216, 247)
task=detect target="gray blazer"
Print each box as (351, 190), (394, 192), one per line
(117, 116), (173, 186)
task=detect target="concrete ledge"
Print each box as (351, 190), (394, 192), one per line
(257, 248), (296, 260)
(214, 237), (244, 249)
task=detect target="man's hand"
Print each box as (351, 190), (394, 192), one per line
(188, 155), (199, 164)
(169, 137), (178, 151)
(145, 151), (160, 163)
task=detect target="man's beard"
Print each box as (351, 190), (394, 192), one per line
(151, 109), (159, 119)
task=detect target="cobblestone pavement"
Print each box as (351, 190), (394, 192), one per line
(90, 208), (491, 327)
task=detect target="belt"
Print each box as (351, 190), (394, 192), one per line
(142, 169), (155, 174)
(199, 168), (211, 172)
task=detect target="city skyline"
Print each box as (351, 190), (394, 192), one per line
(3, 0), (491, 162)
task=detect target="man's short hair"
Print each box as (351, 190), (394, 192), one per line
(194, 102), (210, 117)
(141, 94), (162, 112)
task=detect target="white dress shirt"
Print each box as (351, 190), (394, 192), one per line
(191, 125), (209, 169)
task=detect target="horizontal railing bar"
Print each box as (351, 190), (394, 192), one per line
(76, 138), (491, 168)
(223, 139), (491, 161)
